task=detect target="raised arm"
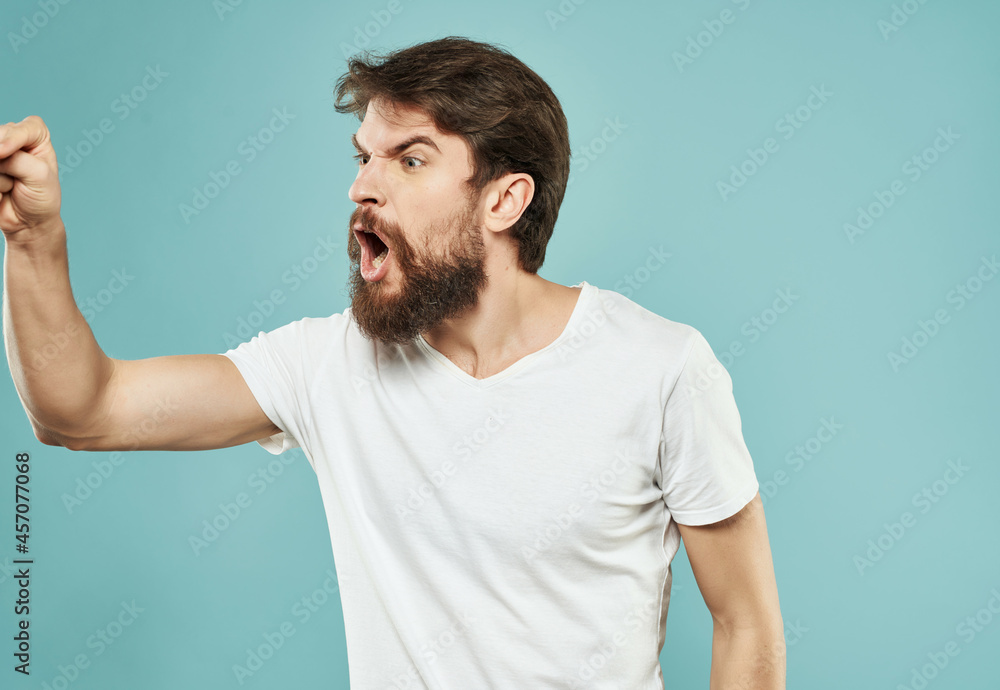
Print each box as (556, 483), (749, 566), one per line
(1, 115), (280, 452)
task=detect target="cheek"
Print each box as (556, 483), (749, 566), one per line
(400, 188), (448, 225)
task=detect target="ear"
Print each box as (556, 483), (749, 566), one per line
(481, 172), (535, 235)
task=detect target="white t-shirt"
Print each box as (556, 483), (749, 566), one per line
(221, 281), (759, 690)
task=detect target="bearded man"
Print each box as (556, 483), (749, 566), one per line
(1, 36), (784, 689)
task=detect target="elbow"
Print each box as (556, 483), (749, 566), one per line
(32, 423), (89, 451)
(712, 609), (786, 644)
(714, 613), (787, 670)
(30, 420), (63, 446)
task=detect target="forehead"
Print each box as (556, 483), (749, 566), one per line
(355, 99), (468, 159)
(361, 98), (435, 132)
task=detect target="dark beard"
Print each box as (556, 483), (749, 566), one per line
(346, 197), (488, 345)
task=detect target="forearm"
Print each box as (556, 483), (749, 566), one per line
(709, 624), (786, 690)
(2, 219), (113, 438)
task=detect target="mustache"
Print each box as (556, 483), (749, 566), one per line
(350, 207), (397, 245)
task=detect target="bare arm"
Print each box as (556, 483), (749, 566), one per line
(64, 354), (283, 452)
(678, 493), (786, 689)
(1, 115), (280, 451)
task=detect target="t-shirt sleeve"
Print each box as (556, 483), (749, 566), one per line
(220, 319), (313, 456)
(658, 328), (760, 526)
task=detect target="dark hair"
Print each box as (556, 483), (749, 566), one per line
(333, 36), (570, 274)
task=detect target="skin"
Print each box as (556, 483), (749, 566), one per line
(0, 107), (783, 686)
(0, 106), (583, 455)
(1, 118), (283, 451)
(680, 495), (786, 688)
(346, 97), (582, 377)
(346, 179), (490, 345)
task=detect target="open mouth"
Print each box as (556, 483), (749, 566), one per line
(354, 225), (392, 280)
(367, 231), (389, 267)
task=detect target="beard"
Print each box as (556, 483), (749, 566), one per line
(346, 193), (489, 345)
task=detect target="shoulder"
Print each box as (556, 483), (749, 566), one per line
(587, 283), (703, 362)
(267, 309), (353, 341)
(228, 309), (355, 362)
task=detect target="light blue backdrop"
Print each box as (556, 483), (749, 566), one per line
(1, 0), (998, 688)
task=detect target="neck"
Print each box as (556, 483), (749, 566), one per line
(420, 257), (578, 380)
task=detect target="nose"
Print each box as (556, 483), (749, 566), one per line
(348, 155), (385, 207)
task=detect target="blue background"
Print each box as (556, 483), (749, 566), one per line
(2, 0), (999, 687)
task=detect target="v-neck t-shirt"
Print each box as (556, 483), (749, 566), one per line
(221, 280), (759, 689)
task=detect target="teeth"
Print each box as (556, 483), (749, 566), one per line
(372, 249), (388, 269)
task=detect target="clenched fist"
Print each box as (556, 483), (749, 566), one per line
(0, 115), (62, 239)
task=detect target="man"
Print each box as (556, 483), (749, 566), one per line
(1, 36), (784, 689)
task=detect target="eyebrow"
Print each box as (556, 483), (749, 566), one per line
(351, 132), (442, 158)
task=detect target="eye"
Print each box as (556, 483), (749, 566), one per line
(353, 152), (368, 166)
(403, 156), (424, 169)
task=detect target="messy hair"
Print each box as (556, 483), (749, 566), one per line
(334, 36), (571, 273)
